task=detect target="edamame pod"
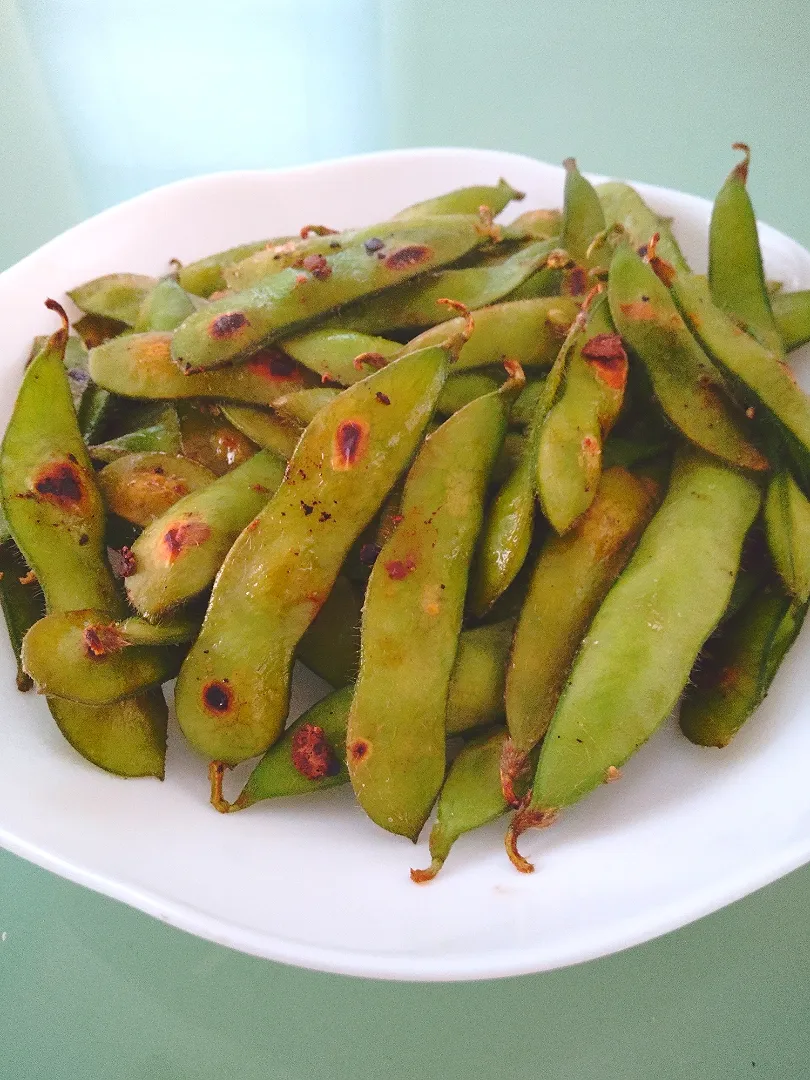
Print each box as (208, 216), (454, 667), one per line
(763, 470), (810, 602)
(596, 181), (691, 274)
(502, 208), (562, 242)
(560, 158), (606, 270)
(178, 403), (257, 475)
(68, 273), (158, 326)
(21, 608), (184, 705)
(680, 586), (806, 748)
(437, 372), (500, 415)
(536, 293), (627, 533)
(177, 239), (284, 297)
(89, 334), (314, 405)
(274, 388), (341, 426)
(0, 303), (167, 777)
(411, 728), (536, 883)
(172, 215), (488, 370)
(281, 329), (399, 385)
(88, 403), (182, 464)
(0, 537), (44, 690)
(134, 277), (199, 332)
(175, 341), (452, 764)
(507, 446), (760, 871)
(97, 452), (216, 527)
(399, 297), (578, 371)
(216, 620), (514, 811)
(125, 448), (286, 618)
(219, 404), (302, 459)
(665, 267), (810, 484)
(607, 245), (768, 472)
(503, 466), (660, 802)
(708, 145), (783, 357)
(347, 368), (518, 839)
(321, 239), (561, 336)
(772, 290), (810, 352)
(394, 178), (523, 219)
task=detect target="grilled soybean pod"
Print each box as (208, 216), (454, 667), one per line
(171, 215), (488, 370)
(763, 470), (810, 602)
(175, 341), (451, 765)
(536, 293), (628, 533)
(708, 145), (784, 357)
(219, 404), (303, 460)
(0, 303), (166, 777)
(177, 239), (284, 297)
(68, 273), (158, 326)
(772, 290), (810, 352)
(281, 329), (400, 385)
(608, 245), (767, 472)
(347, 370), (518, 839)
(97, 453), (216, 527)
(560, 157), (606, 271)
(394, 178), (523, 219)
(507, 446), (761, 871)
(680, 586), (807, 748)
(596, 181), (691, 274)
(502, 466), (661, 803)
(126, 449), (286, 618)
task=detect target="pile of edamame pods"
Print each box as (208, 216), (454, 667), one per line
(3, 148), (810, 881)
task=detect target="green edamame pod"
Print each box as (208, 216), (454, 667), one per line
(88, 404), (182, 464)
(596, 181), (691, 274)
(347, 368), (518, 839)
(177, 239), (285, 297)
(21, 608), (184, 705)
(97, 453), (216, 527)
(68, 273), (158, 326)
(680, 586), (806, 748)
(708, 145), (783, 357)
(125, 448), (286, 618)
(764, 470), (810, 602)
(560, 158), (606, 270)
(134, 277), (199, 332)
(274, 388), (341, 426)
(321, 239), (561, 336)
(0, 303), (166, 778)
(175, 340), (452, 764)
(437, 372), (500, 415)
(177, 403), (257, 475)
(503, 466), (661, 802)
(219, 404), (302, 459)
(394, 178), (523, 219)
(664, 266), (810, 485)
(400, 297), (578, 371)
(510, 378), (546, 427)
(78, 385), (115, 444)
(411, 728), (536, 883)
(536, 293), (627, 533)
(297, 575), (362, 688)
(502, 208), (562, 242)
(173, 215), (488, 370)
(468, 298), (588, 617)
(607, 245), (768, 472)
(0, 538), (44, 690)
(281, 329), (399, 385)
(216, 620), (514, 812)
(89, 334), (314, 405)
(772, 290), (810, 352)
(507, 446), (760, 871)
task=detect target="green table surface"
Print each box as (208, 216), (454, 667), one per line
(2, 1), (810, 1076)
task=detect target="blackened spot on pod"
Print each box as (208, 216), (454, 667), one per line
(384, 244), (433, 271)
(202, 681), (233, 715)
(349, 738), (370, 763)
(364, 237), (384, 254)
(376, 392), (391, 405)
(566, 267), (588, 296)
(161, 518), (212, 563)
(332, 419), (369, 471)
(319, 511), (332, 523)
(33, 461), (84, 509)
(385, 556), (416, 580)
(79, 533), (89, 546)
(209, 312), (249, 339)
(301, 502), (314, 516)
(581, 333), (628, 391)
(301, 253), (332, 280)
(291, 723), (340, 780)
(245, 347), (297, 380)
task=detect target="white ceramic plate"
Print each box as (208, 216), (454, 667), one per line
(1, 148), (809, 982)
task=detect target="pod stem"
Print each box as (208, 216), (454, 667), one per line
(299, 223), (339, 238)
(730, 142), (751, 184)
(410, 857), (444, 884)
(437, 299), (475, 361)
(209, 760), (242, 813)
(504, 804), (558, 874)
(476, 205), (501, 244)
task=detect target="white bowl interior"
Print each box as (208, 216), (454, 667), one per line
(1, 147), (809, 981)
